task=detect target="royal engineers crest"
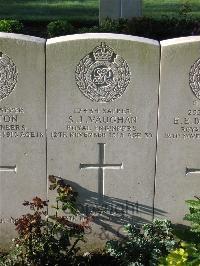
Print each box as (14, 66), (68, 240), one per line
(189, 58), (200, 100)
(75, 42), (131, 102)
(0, 52), (18, 101)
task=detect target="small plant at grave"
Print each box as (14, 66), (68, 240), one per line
(47, 20), (74, 38)
(0, 20), (23, 33)
(0, 175), (91, 266)
(105, 219), (177, 266)
(178, 0), (192, 18)
(184, 195), (200, 234)
(78, 18), (128, 34)
(159, 196), (200, 266)
(159, 241), (200, 266)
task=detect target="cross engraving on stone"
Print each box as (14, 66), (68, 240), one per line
(186, 167), (200, 175)
(0, 165), (17, 173)
(80, 143), (123, 201)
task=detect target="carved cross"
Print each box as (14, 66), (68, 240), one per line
(0, 165), (17, 173)
(80, 143), (123, 201)
(186, 167), (200, 175)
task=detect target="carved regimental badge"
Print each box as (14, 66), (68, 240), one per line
(0, 52), (18, 101)
(75, 42), (131, 102)
(189, 58), (200, 99)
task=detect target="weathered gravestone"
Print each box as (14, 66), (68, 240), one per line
(155, 37), (200, 224)
(0, 33), (46, 249)
(99, 0), (121, 22)
(99, 0), (142, 23)
(47, 33), (160, 246)
(121, 0), (142, 18)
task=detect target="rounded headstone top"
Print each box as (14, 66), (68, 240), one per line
(47, 33), (159, 46)
(161, 36), (200, 46)
(0, 32), (45, 43)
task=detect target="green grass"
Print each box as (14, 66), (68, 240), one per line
(0, 0), (98, 21)
(0, 0), (200, 21)
(144, 0), (200, 18)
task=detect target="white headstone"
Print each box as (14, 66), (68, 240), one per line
(100, 0), (142, 23)
(0, 33), (46, 249)
(47, 33), (160, 247)
(155, 37), (200, 224)
(99, 0), (121, 22)
(122, 0), (142, 18)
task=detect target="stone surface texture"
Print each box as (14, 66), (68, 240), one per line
(155, 36), (200, 224)
(0, 33), (46, 249)
(122, 0), (142, 18)
(99, 0), (142, 22)
(47, 33), (159, 246)
(99, 0), (121, 22)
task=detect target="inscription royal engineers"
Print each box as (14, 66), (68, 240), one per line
(0, 33), (46, 249)
(0, 106), (44, 138)
(47, 34), (160, 246)
(51, 107), (148, 139)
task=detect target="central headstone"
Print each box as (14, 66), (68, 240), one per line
(47, 33), (160, 246)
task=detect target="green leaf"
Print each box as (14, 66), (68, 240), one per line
(185, 212), (200, 223)
(185, 200), (200, 210)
